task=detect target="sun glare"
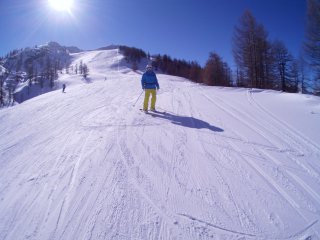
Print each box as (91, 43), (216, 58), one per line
(48, 0), (74, 12)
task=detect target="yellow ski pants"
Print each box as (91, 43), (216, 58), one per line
(143, 89), (156, 111)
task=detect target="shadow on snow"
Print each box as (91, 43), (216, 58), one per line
(150, 111), (224, 132)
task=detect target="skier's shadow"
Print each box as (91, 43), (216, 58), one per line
(151, 112), (224, 132)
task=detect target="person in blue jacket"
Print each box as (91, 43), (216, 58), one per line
(141, 64), (160, 112)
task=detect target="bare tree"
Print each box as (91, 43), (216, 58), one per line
(297, 55), (313, 94)
(304, 0), (320, 71)
(304, 0), (320, 94)
(189, 61), (202, 83)
(233, 10), (271, 89)
(271, 40), (293, 91)
(287, 59), (300, 93)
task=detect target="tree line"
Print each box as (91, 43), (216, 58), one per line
(233, 0), (319, 95)
(234, 11), (304, 93)
(121, 0), (320, 95)
(120, 46), (231, 86)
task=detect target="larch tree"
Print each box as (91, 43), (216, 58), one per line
(233, 10), (271, 89)
(203, 52), (231, 86)
(304, 0), (320, 94)
(271, 40), (293, 91)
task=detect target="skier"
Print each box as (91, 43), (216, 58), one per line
(62, 83), (66, 93)
(141, 64), (160, 112)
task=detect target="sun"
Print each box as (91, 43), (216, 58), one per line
(48, 0), (74, 12)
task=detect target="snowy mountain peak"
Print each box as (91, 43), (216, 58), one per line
(44, 41), (82, 54)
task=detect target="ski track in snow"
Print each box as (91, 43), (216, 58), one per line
(0, 49), (319, 240)
(198, 89), (320, 238)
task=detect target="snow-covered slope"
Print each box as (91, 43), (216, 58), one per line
(0, 49), (320, 240)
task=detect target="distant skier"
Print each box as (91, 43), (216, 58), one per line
(62, 83), (66, 93)
(141, 64), (160, 112)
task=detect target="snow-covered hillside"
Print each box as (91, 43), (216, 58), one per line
(0, 49), (320, 240)
(3, 42), (81, 71)
(0, 42), (83, 105)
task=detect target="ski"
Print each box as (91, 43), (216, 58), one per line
(139, 109), (166, 115)
(139, 109), (149, 113)
(151, 110), (166, 114)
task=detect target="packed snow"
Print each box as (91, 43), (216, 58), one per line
(0, 49), (320, 240)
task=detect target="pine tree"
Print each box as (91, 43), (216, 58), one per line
(6, 78), (16, 104)
(50, 68), (55, 89)
(82, 63), (89, 79)
(65, 61), (70, 74)
(27, 62), (34, 95)
(0, 73), (5, 106)
(79, 60), (83, 75)
(40, 72), (45, 89)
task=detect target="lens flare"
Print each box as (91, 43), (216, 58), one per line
(48, 0), (74, 12)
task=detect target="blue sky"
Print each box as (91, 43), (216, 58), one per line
(0, 0), (306, 67)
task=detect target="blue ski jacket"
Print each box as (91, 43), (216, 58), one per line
(141, 71), (160, 90)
